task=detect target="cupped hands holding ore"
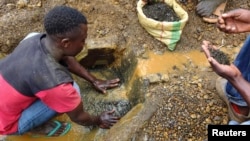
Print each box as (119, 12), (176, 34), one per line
(201, 40), (240, 79)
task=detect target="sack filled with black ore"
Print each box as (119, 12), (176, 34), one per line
(208, 48), (230, 65)
(142, 1), (180, 22)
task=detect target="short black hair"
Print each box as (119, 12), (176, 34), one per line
(44, 5), (87, 36)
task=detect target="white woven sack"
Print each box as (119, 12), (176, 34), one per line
(137, 0), (188, 51)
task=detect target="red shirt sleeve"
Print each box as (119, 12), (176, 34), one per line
(36, 83), (81, 113)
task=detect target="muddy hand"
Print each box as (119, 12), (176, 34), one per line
(201, 40), (240, 79)
(207, 57), (240, 80)
(99, 109), (120, 129)
(201, 40), (221, 65)
(93, 78), (120, 94)
(201, 40), (218, 58)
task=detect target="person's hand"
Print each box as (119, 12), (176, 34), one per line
(98, 109), (120, 129)
(92, 78), (120, 94)
(201, 40), (241, 80)
(217, 8), (250, 33)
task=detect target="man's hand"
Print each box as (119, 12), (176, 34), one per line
(201, 40), (241, 80)
(98, 109), (120, 129)
(92, 78), (120, 94)
(217, 8), (250, 33)
(62, 56), (121, 94)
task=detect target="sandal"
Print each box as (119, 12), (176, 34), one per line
(31, 120), (71, 137)
(216, 77), (250, 123)
(203, 1), (227, 23)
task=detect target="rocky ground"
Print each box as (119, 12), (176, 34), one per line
(1, 0), (250, 141)
(132, 61), (227, 141)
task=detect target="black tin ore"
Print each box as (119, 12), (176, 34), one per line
(145, 0), (157, 5)
(142, 2), (180, 22)
(208, 48), (230, 65)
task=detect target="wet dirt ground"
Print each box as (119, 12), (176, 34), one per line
(131, 0), (249, 140)
(1, 0), (250, 141)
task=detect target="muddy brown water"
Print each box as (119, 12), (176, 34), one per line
(6, 49), (213, 141)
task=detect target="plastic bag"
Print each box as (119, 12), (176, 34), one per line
(137, 0), (188, 51)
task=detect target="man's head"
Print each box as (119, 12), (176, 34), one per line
(44, 6), (88, 56)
